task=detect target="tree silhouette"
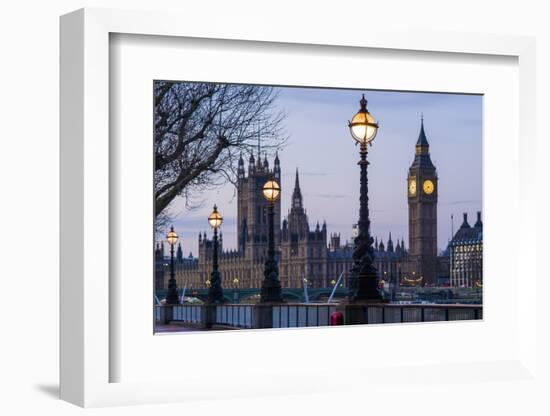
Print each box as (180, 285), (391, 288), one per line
(154, 81), (286, 217)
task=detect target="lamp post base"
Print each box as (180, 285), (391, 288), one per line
(337, 299), (388, 325)
(260, 276), (283, 303)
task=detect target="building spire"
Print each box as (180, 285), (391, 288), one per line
(273, 150), (281, 180)
(416, 115), (429, 147)
(474, 211), (483, 228)
(238, 152), (245, 179)
(460, 212), (471, 229)
(291, 167), (303, 209)
(387, 232), (394, 252)
(256, 130), (263, 169)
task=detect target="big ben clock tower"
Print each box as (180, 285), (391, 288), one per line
(407, 117), (438, 285)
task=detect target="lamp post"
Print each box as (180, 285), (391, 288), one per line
(207, 205), (224, 303)
(165, 226), (180, 305)
(260, 179), (283, 303)
(347, 94), (383, 302)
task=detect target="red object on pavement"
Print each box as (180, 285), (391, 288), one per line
(330, 311), (344, 326)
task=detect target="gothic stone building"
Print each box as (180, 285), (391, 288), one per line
(449, 212), (483, 287)
(161, 151), (357, 291)
(157, 119), (463, 292)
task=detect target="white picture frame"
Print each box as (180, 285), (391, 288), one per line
(60, 8), (538, 408)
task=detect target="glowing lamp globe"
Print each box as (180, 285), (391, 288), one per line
(349, 94), (378, 146)
(166, 226), (179, 246)
(262, 180), (281, 202)
(208, 205), (223, 229)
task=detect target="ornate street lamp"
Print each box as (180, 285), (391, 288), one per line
(207, 205), (224, 303)
(260, 179), (283, 302)
(347, 94), (383, 302)
(165, 226), (180, 305)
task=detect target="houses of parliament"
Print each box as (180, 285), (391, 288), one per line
(156, 119), (482, 291)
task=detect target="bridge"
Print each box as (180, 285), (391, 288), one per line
(156, 287), (350, 304)
(155, 286), (482, 305)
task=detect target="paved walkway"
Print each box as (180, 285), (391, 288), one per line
(155, 324), (238, 333)
(155, 324), (204, 333)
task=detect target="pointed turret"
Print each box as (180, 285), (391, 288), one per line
(256, 134), (262, 170)
(411, 116), (436, 169)
(263, 153), (269, 170)
(155, 242), (161, 261)
(374, 237), (378, 251)
(274, 151), (281, 180)
(378, 240), (385, 252)
(292, 168), (303, 209)
(387, 232), (394, 253)
(248, 152), (255, 174)
(474, 211), (483, 228)
(176, 242), (183, 262)
(416, 114), (429, 148)
(460, 212), (471, 229)
(238, 152), (245, 180)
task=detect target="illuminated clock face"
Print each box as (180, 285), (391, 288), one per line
(423, 179), (435, 195)
(408, 178), (417, 196)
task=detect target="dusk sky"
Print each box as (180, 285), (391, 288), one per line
(165, 86), (482, 258)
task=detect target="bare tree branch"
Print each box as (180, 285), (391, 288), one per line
(154, 81), (286, 217)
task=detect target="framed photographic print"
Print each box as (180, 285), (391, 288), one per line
(151, 81), (483, 333)
(60, 7), (538, 408)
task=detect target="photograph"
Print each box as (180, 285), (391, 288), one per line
(153, 81), (483, 332)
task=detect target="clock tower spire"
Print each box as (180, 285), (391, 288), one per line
(407, 117), (438, 285)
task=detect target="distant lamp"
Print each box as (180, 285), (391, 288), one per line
(349, 94), (379, 146)
(260, 178), (283, 302)
(165, 226), (179, 305)
(207, 204), (224, 303)
(262, 180), (281, 202)
(208, 205), (223, 229)
(166, 226), (179, 246)
(331, 279), (336, 286)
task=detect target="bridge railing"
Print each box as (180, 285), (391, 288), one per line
(155, 303), (482, 329)
(216, 304), (254, 328)
(346, 304), (482, 324)
(272, 304), (337, 328)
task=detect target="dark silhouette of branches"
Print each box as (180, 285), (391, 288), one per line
(154, 81), (286, 217)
